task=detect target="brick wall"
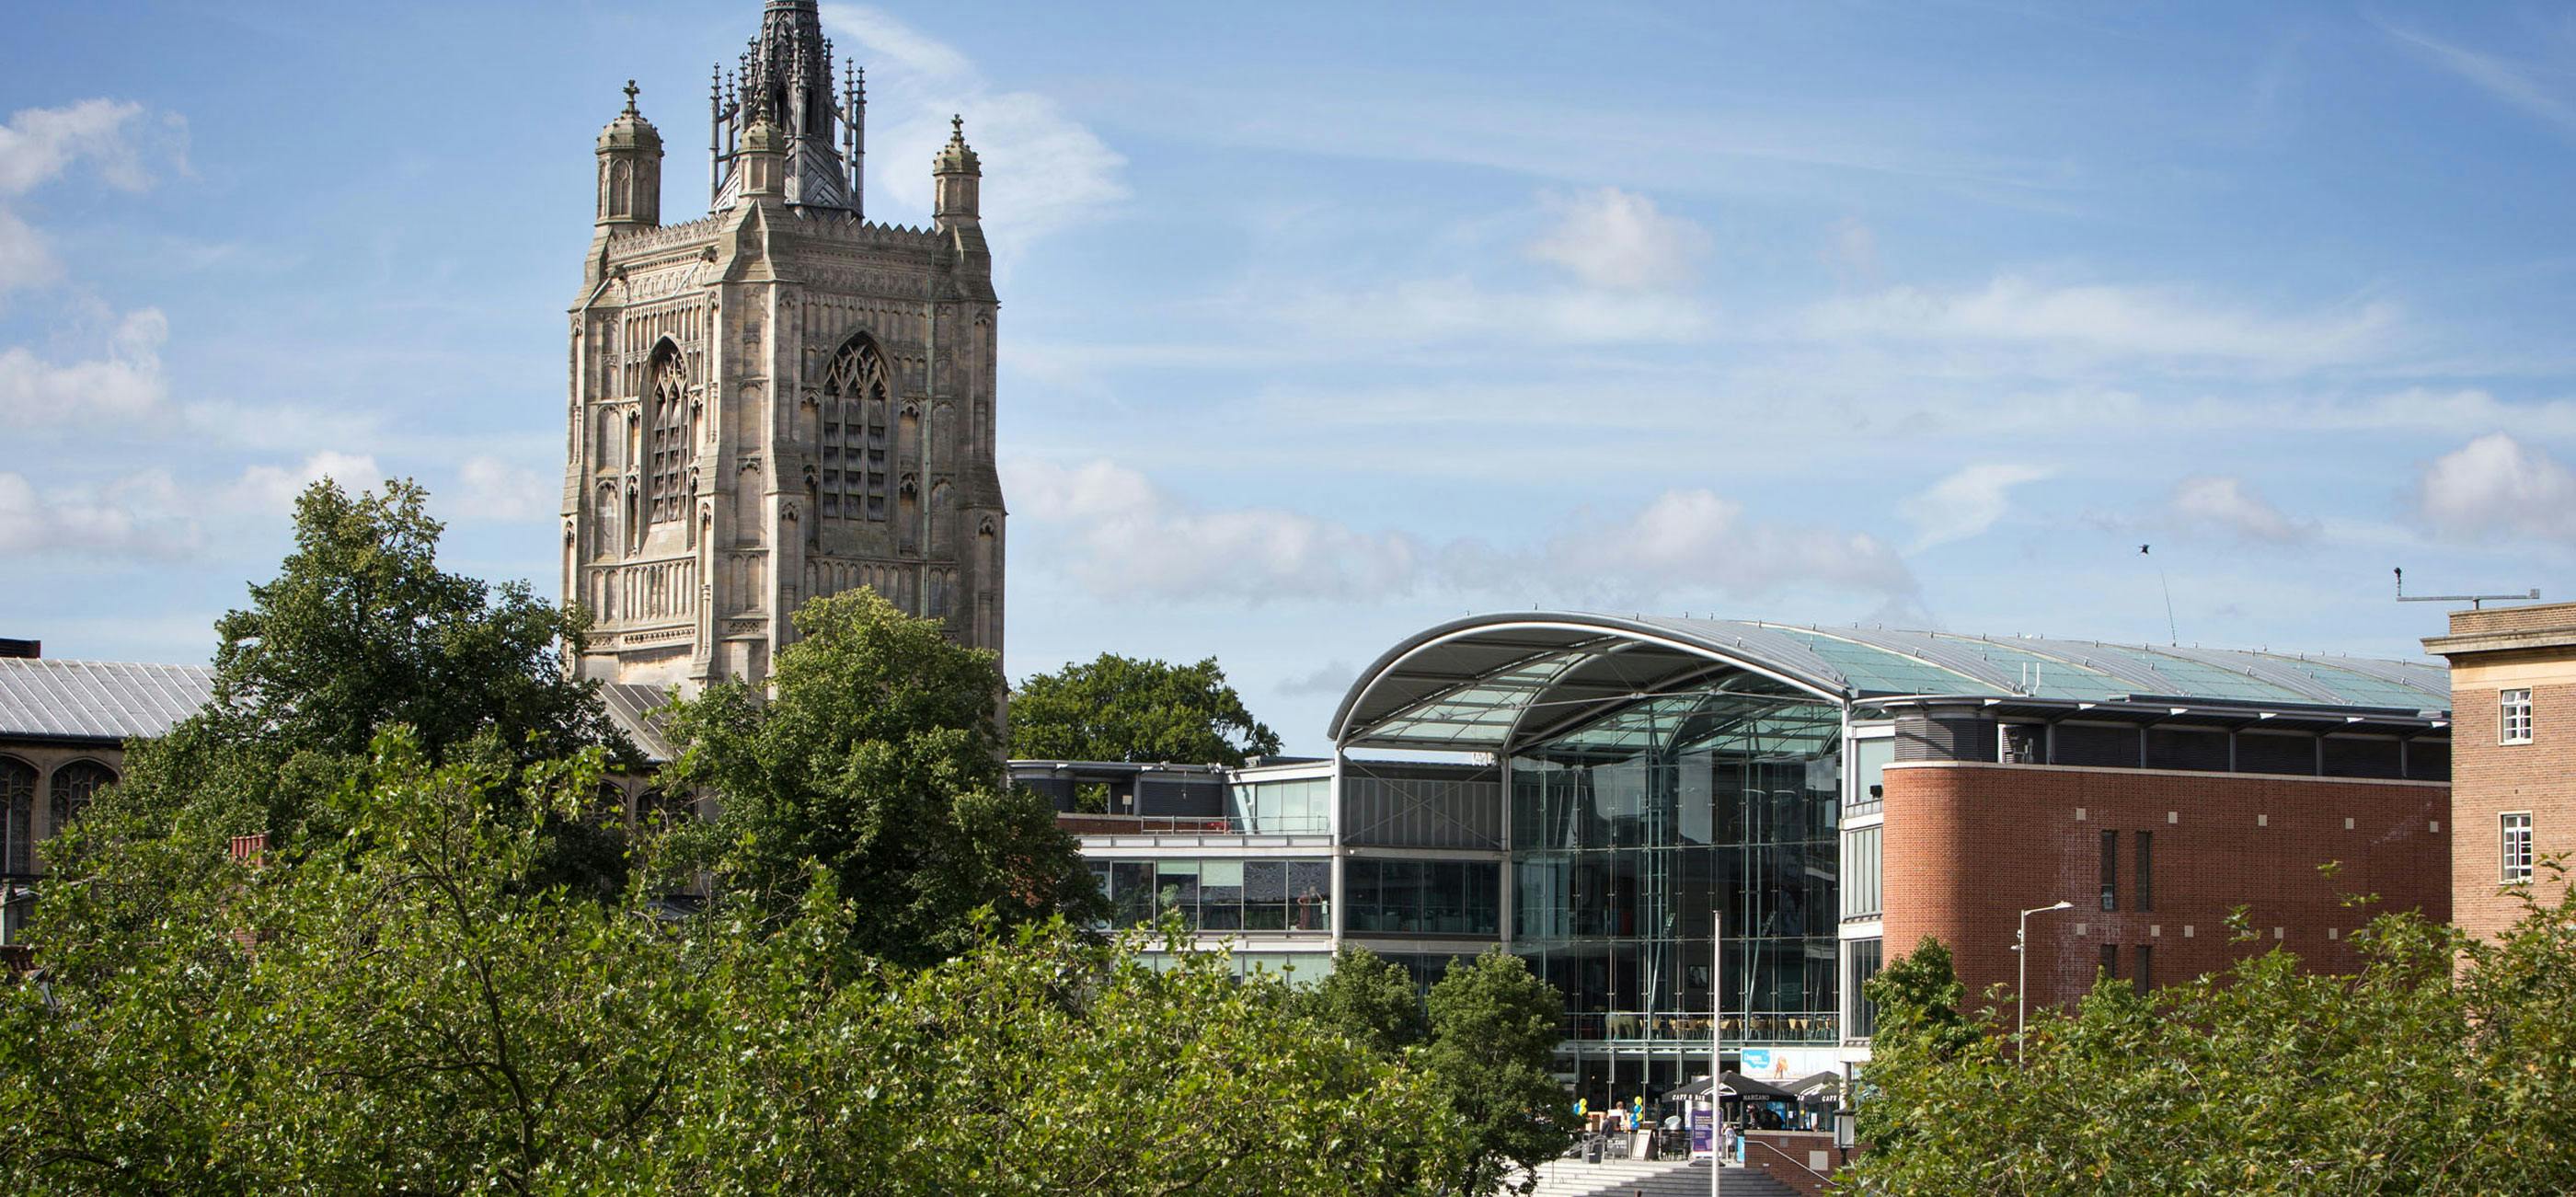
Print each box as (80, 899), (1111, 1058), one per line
(1880, 763), (2448, 1014)
(2448, 676), (2576, 942)
(1742, 1131), (1858, 1196)
(2450, 602), (2576, 638)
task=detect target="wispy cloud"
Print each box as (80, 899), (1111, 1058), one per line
(821, 5), (1126, 243)
(0, 307), (168, 429)
(2169, 474), (2317, 544)
(2382, 21), (2576, 137)
(1526, 187), (1711, 292)
(0, 469), (201, 560)
(1008, 457), (1915, 606)
(1801, 275), (2401, 368)
(1900, 463), (2053, 552)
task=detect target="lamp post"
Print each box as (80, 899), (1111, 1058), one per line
(1711, 905), (1723, 1197)
(2015, 901), (2074, 1064)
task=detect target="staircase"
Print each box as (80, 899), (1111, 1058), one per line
(1510, 1157), (1806, 1197)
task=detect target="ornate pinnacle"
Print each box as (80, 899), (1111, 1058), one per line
(623, 79), (640, 113)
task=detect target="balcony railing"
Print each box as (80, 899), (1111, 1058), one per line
(1558, 1010), (1840, 1045)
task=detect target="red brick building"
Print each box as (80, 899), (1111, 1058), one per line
(2425, 602), (2576, 943)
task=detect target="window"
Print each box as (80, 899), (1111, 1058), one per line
(49, 760), (115, 837)
(1344, 858), (1501, 937)
(1842, 825), (1882, 919)
(2099, 943), (2119, 982)
(817, 339), (891, 521)
(1095, 857), (1332, 933)
(646, 348), (690, 524)
(1846, 938), (1884, 1039)
(2134, 830), (2153, 914)
(2502, 689), (2534, 745)
(2503, 811), (2535, 884)
(0, 757), (33, 875)
(2099, 830), (2119, 912)
(2134, 945), (2153, 994)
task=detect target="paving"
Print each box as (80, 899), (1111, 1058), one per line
(1510, 1157), (1806, 1197)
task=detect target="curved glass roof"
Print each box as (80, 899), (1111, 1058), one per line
(1331, 612), (2449, 751)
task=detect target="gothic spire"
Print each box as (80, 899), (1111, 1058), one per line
(710, 0), (854, 211)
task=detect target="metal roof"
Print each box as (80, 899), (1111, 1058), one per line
(0, 659), (217, 742)
(1330, 612), (2450, 751)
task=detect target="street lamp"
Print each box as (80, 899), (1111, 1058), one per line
(2014, 901), (2074, 1064)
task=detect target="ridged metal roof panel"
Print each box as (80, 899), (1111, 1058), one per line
(0, 659), (216, 741)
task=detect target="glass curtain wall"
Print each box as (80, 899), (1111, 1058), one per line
(1508, 683), (1841, 1099)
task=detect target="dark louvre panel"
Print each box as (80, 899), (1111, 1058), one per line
(2322, 736), (2405, 779)
(2053, 723), (2138, 768)
(2236, 732), (2317, 776)
(2146, 728), (2229, 772)
(1894, 713), (1995, 763)
(2405, 739), (2451, 782)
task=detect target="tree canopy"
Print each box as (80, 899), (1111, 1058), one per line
(1009, 653), (1283, 766)
(0, 732), (1464, 1195)
(61, 478), (632, 896)
(1300, 945), (1432, 1056)
(658, 589), (1100, 965)
(1852, 879), (2576, 1195)
(1422, 948), (1574, 1197)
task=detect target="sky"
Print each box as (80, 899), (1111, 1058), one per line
(7, 2), (2576, 753)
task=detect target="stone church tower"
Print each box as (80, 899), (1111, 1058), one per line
(565, 0), (1005, 692)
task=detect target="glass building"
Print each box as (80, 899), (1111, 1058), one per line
(1041, 610), (2451, 1105)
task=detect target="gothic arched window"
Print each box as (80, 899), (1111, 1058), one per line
(647, 347), (690, 524)
(49, 760), (115, 839)
(0, 757), (33, 876)
(818, 339), (891, 521)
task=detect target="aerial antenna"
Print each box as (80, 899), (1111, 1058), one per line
(2141, 545), (2176, 646)
(2394, 568), (2539, 610)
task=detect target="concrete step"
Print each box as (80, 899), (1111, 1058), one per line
(1511, 1157), (1805, 1197)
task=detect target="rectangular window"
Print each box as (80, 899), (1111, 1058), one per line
(2099, 943), (2119, 982)
(2502, 689), (2534, 745)
(2099, 830), (2119, 912)
(2135, 831), (2153, 913)
(1846, 938), (1884, 1039)
(2503, 812), (2535, 884)
(2134, 945), (2153, 994)
(1842, 825), (1883, 919)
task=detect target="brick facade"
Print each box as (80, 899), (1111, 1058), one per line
(1880, 762), (2448, 1014)
(2426, 602), (2576, 943)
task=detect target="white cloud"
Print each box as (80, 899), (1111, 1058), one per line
(1801, 275), (2400, 367)
(2417, 432), (2576, 541)
(1271, 276), (1711, 347)
(0, 306), (167, 428)
(227, 452), (386, 514)
(1541, 488), (1915, 601)
(0, 208), (58, 293)
(1279, 661), (1358, 696)
(1900, 463), (2053, 552)
(1525, 187), (1711, 292)
(450, 455), (555, 523)
(0, 469), (201, 559)
(821, 6), (1126, 242)
(0, 99), (160, 196)
(2169, 474), (2316, 543)
(1010, 458), (1424, 602)
(1010, 458), (1915, 606)
(1823, 217), (1878, 286)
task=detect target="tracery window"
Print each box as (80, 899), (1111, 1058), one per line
(50, 760), (115, 839)
(0, 757), (33, 875)
(648, 348), (690, 524)
(817, 340), (891, 521)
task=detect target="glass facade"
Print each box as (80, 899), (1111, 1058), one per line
(1344, 858), (1502, 936)
(1507, 685), (1842, 1063)
(1091, 857), (1332, 932)
(1229, 777), (1331, 833)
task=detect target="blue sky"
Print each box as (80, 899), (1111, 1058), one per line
(7, 2), (2576, 751)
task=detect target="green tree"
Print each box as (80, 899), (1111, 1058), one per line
(659, 589), (1100, 965)
(1010, 653), (1283, 765)
(0, 731), (1463, 1195)
(1421, 948), (1572, 1196)
(63, 478), (632, 897)
(1301, 944), (1431, 1055)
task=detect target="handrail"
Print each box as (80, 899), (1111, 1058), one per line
(1743, 1134), (1839, 1187)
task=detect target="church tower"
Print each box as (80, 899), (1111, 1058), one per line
(564, 0), (1006, 692)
